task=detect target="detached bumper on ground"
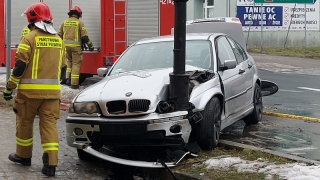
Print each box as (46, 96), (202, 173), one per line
(77, 145), (190, 168)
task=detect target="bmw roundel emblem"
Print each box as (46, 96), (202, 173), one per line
(125, 92), (132, 97)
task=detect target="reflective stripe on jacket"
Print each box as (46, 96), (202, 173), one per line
(58, 16), (89, 47)
(14, 29), (67, 99)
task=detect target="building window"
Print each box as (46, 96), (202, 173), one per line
(203, 0), (214, 18)
(207, 7), (214, 18)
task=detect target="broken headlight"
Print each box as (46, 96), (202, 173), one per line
(68, 102), (100, 114)
(156, 101), (174, 114)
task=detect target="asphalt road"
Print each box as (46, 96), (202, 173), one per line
(259, 69), (320, 118)
(221, 54), (320, 162)
(221, 115), (320, 162)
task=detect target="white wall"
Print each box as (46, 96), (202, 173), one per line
(187, 0), (203, 20)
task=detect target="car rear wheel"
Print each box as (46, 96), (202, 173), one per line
(194, 97), (221, 150)
(243, 83), (263, 125)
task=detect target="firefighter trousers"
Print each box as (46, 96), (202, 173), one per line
(13, 93), (60, 166)
(66, 46), (83, 86)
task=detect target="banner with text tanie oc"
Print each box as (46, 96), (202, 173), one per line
(236, 0), (319, 31)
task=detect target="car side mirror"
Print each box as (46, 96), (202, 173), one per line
(261, 80), (279, 96)
(97, 68), (108, 77)
(221, 59), (237, 71)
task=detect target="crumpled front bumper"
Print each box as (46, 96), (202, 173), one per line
(66, 111), (194, 167)
(74, 142), (193, 168)
(66, 111), (191, 147)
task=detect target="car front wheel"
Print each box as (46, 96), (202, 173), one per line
(243, 83), (263, 125)
(193, 97), (221, 150)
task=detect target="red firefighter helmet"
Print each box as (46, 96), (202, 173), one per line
(24, 2), (53, 24)
(70, 6), (82, 14)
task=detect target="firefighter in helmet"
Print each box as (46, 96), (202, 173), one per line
(20, 14), (53, 40)
(58, 6), (94, 89)
(19, 14), (53, 50)
(3, 2), (66, 177)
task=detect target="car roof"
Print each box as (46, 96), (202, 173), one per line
(134, 33), (224, 45)
(186, 17), (241, 25)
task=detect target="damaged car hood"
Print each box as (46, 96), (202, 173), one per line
(75, 65), (204, 104)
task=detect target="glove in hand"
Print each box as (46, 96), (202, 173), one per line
(3, 88), (13, 101)
(88, 43), (94, 51)
(81, 43), (88, 51)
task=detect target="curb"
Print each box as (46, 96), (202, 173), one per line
(219, 139), (320, 166)
(263, 111), (320, 123)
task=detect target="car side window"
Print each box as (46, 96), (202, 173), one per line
(227, 37), (248, 62)
(226, 37), (245, 63)
(216, 36), (236, 67)
(236, 41), (248, 60)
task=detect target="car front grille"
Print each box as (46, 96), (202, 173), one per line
(128, 99), (151, 113)
(106, 100), (126, 114)
(106, 99), (150, 115)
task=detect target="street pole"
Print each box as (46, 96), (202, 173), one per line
(5, 0), (11, 81)
(284, 3), (296, 48)
(169, 0), (189, 111)
(247, 3), (255, 47)
(260, 3), (263, 53)
(304, 3), (307, 53)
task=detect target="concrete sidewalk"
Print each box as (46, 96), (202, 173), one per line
(0, 104), (108, 179)
(251, 53), (320, 69)
(250, 53), (320, 77)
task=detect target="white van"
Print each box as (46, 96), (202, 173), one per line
(171, 17), (247, 50)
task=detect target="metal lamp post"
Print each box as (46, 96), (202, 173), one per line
(169, 0), (190, 111)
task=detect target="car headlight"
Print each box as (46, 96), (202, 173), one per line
(68, 102), (100, 114)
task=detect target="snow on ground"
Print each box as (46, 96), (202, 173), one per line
(203, 156), (320, 180)
(60, 84), (86, 103)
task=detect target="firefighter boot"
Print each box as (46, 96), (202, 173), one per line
(70, 85), (79, 89)
(42, 153), (56, 177)
(60, 78), (66, 85)
(8, 153), (31, 166)
(66, 78), (71, 86)
(60, 66), (67, 84)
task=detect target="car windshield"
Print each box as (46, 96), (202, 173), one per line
(109, 40), (212, 75)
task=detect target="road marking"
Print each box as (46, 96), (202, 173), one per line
(284, 147), (318, 152)
(298, 87), (320, 92)
(279, 89), (304, 93)
(263, 111), (320, 123)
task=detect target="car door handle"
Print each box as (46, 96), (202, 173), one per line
(239, 69), (245, 74)
(248, 64), (253, 69)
